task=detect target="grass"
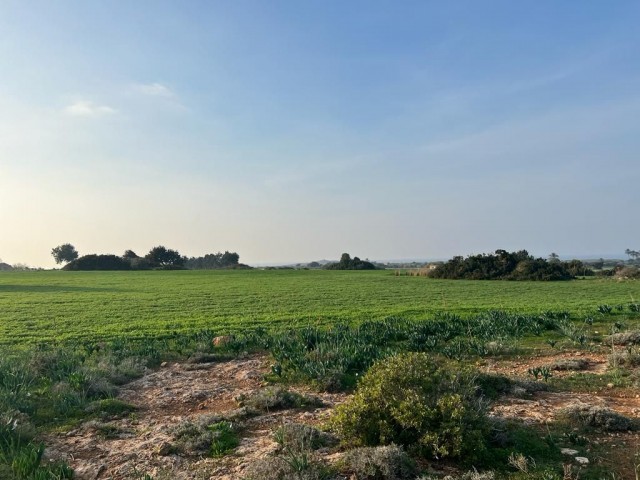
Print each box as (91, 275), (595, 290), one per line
(1, 270), (639, 345)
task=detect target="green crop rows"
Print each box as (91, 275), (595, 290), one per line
(1, 270), (639, 345)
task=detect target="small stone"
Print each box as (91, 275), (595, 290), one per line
(575, 457), (589, 465)
(607, 383), (614, 389)
(561, 448), (579, 456)
(160, 362), (168, 367)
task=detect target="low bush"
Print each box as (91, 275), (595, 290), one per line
(171, 412), (248, 456)
(242, 453), (332, 480)
(340, 444), (416, 480)
(209, 421), (240, 457)
(274, 423), (336, 453)
(609, 348), (640, 368)
(607, 330), (640, 346)
(328, 353), (487, 460)
(548, 359), (589, 371)
(85, 398), (137, 419)
(237, 387), (323, 412)
(560, 403), (636, 432)
(614, 266), (640, 279)
(418, 471), (495, 480)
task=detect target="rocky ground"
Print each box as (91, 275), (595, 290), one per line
(43, 351), (640, 479)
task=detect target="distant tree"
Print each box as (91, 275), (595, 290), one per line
(339, 253), (352, 269)
(64, 254), (132, 271)
(184, 251), (245, 269)
(308, 261), (321, 268)
(0, 260), (13, 271)
(145, 246), (185, 269)
(549, 252), (560, 263)
(123, 250), (139, 259)
(625, 249), (640, 263)
(51, 244), (79, 264)
(324, 253), (377, 270)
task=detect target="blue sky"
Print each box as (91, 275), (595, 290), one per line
(1, 1), (639, 266)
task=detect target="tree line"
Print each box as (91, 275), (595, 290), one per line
(428, 249), (593, 281)
(52, 244), (248, 271)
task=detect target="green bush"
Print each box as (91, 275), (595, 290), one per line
(328, 353), (487, 460)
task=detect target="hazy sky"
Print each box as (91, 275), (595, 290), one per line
(1, 1), (639, 267)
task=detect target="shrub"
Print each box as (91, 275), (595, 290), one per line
(242, 454), (331, 480)
(209, 421), (240, 457)
(609, 349), (640, 368)
(548, 359), (589, 371)
(328, 353), (487, 460)
(237, 387), (323, 412)
(614, 266), (640, 279)
(417, 470), (496, 480)
(418, 471), (495, 480)
(608, 330), (640, 346)
(340, 445), (416, 480)
(274, 423), (335, 453)
(560, 403), (636, 432)
(171, 411), (250, 456)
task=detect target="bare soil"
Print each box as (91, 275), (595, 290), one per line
(43, 351), (640, 479)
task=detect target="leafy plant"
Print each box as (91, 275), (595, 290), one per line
(328, 353), (488, 460)
(209, 421), (239, 457)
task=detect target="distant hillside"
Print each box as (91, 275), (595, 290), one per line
(0, 262), (13, 271)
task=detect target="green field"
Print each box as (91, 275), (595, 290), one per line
(1, 270), (639, 345)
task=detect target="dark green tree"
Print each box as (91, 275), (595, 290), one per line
(51, 243), (79, 264)
(145, 246), (185, 269)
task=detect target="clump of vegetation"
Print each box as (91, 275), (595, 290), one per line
(339, 444), (416, 480)
(85, 420), (128, 439)
(614, 266), (640, 279)
(418, 471), (495, 480)
(242, 454), (332, 480)
(429, 249), (592, 281)
(85, 398), (137, 419)
(607, 330), (640, 346)
(237, 387), (323, 412)
(560, 403), (637, 432)
(63, 254), (133, 271)
(548, 358), (589, 371)
(609, 348), (640, 368)
(171, 417), (240, 456)
(324, 253), (377, 270)
(274, 423), (335, 453)
(0, 420), (74, 479)
(267, 311), (566, 391)
(329, 353), (487, 460)
(209, 421), (240, 457)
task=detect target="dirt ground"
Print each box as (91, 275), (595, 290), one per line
(43, 351), (640, 479)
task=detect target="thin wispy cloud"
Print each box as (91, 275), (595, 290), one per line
(64, 100), (116, 117)
(133, 83), (174, 97)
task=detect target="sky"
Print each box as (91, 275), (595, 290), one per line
(1, 1), (639, 267)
